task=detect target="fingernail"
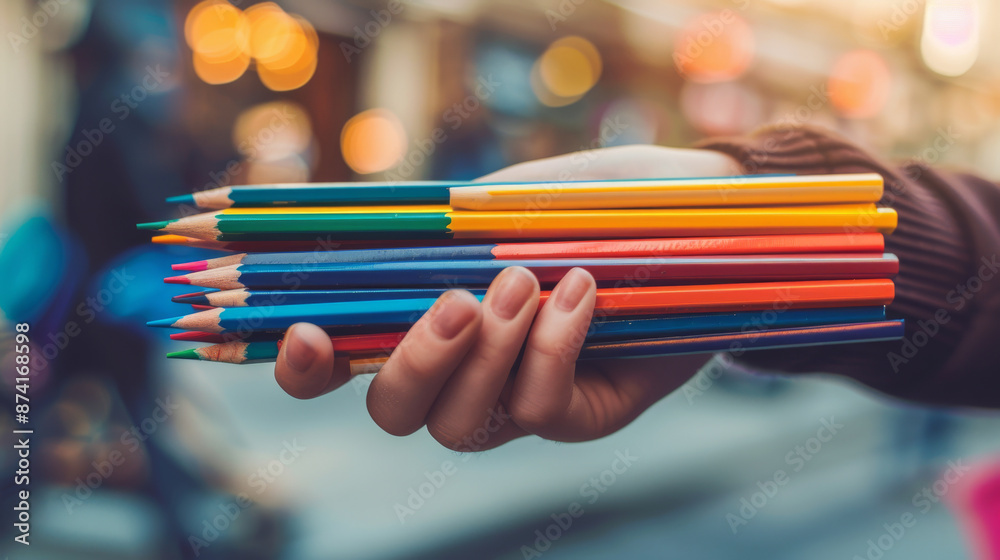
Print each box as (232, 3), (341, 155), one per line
(553, 268), (592, 312)
(284, 325), (318, 372)
(490, 267), (536, 321)
(430, 291), (477, 340)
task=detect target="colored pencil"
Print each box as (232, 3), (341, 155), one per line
(579, 320), (905, 358)
(168, 343), (392, 370)
(449, 173), (884, 211)
(168, 181), (465, 210)
(172, 288), (488, 307)
(166, 173), (859, 210)
(167, 306), (886, 343)
(164, 254), (899, 290)
(168, 319), (903, 364)
(151, 234), (488, 253)
(171, 233), (886, 271)
(137, 204), (898, 241)
(146, 279), (895, 333)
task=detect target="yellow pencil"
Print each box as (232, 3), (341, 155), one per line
(450, 173), (884, 211)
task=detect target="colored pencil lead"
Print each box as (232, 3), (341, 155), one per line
(167, 348), (200, 360)
(137, 220), (178, 230)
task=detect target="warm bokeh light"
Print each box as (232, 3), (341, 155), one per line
(184, 0), (249, 64)
(340, 109), (408, 174)
(680, 81), (763, 136)
(246, 2), (298, 62)
(257, 15), (319, 92)
(828, 49), (891, 119)
(673, 11), (755, 83)
(232, 101), (313, 162)
(184, 0), (318, 90)
(531, 36), (602, 107)
(192, 50), (251, 84)
(921, 0), (980, 77)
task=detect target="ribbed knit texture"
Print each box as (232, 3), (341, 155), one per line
(696, 125), (1000, 408)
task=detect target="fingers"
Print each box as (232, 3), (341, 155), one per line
(366, 290), (482, 437)
(424, 267), (539, 451)
(477, 145), (741, 183)
(508, 267), (598, 441)
(275, 323), (352, 399)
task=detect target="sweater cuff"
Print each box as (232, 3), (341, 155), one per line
(695, 125), (990, 407)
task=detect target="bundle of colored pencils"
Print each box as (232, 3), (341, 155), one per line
(141, 173), (904, 370)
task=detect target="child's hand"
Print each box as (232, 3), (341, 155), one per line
(274, 145), (741, 450)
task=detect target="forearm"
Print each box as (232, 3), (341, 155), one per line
(697, 125), (1000, 408)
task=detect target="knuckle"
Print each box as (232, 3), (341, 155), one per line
(509, 398), (560, 433)
(528, 330), (582, 362)
(387, 340), (445, 383)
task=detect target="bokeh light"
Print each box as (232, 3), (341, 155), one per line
(185, 0), (249, 63)
(232, 101), (313, 163)
(193, 50), (251, 85)
(257, 15), (319, 92)
(532, 36), (602, 107)
(184, 0), (318, 90)
(921, 0), (980, 77)
(828, 49), (891, 119)
(340, 109), (408, 174)
(673, 11), (755, 83)
(680, 81), (763, 135)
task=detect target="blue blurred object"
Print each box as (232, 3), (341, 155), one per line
(0, 214), (85, 323)
(89, 243), (219, 334)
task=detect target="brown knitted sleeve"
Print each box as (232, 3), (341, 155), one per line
(695, 125), (1000, 408)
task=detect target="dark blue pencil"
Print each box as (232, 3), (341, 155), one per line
(586, 306), (886, 341)
(169, 306), (887, 344)
(169, 319), (904, 364)
(165, 254), (899, 290)
(580, 320), (905, 359)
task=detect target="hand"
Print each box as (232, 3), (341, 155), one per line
(274, 145), (742, 450)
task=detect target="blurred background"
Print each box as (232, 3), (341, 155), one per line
(2, 0), (1000, 558)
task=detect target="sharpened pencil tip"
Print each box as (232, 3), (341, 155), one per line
(167, 348), (201, 360)
(137, 220), (176, 231)
(171, 292), (208, 305)
(147, 317), (182, 328)
(164, 275), (191, 285)
(172, 260), (207, 272)
(166, 194), (195, 205)
(152, 235), (187, 245)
